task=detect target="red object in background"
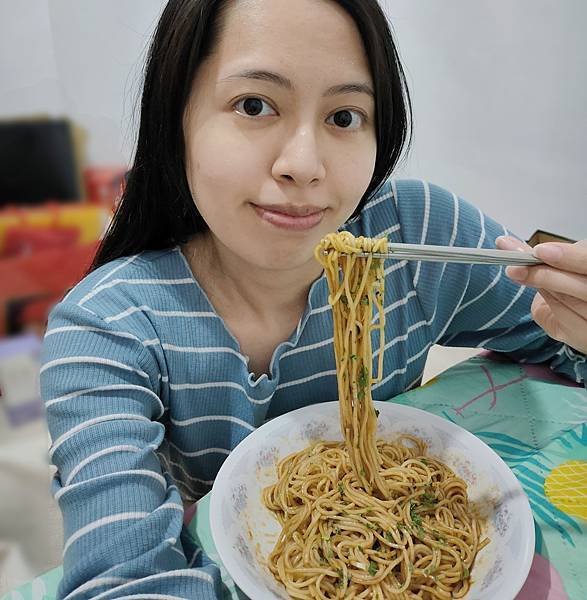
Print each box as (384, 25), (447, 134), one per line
(0, 241), (98, 337)
(3, 225), (80, 257)
(85, 166), (127, 211)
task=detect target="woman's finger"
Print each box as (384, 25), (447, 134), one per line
(532, 291), (587, 354)
(547, 289), (587, 320)
(505, 264), (587, 301)
(495, 235), (532, 252)
(533, 240), (587, 275)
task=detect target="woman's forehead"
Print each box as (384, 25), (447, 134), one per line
(214, 0), (372, 81)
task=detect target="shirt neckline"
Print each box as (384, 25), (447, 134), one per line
(173, 245), (327, 387)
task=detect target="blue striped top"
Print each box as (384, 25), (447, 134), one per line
(40, 179), (586, 599)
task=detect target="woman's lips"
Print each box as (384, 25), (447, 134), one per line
(252, 204), (325, 231)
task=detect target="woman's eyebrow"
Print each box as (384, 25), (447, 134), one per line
(219, 69), (374, 98)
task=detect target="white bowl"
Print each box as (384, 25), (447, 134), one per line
(210, 401), (534, 599)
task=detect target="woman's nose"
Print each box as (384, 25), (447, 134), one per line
(272, 126), (326, 186)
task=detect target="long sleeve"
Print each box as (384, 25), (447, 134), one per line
(392, 180), (586, 386)
(41, 300), (222, 599)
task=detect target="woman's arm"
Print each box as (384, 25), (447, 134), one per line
(391, 179), (585, 386)
(41, 301), (222, 600)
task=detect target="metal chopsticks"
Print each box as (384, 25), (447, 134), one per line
(348, 243), (542, 266)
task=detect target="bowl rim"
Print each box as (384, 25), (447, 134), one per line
(210, 400), (535, 599)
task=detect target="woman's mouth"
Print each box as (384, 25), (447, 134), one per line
(251, 203), (325, 231)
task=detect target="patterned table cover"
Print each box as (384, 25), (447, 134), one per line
(3, 353), (586, 600)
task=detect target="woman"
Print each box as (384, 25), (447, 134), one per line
(41, 0), (586, 597)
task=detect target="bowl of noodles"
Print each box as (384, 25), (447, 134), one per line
(209, 401), (535, 599)
(210, 233), (534, 599)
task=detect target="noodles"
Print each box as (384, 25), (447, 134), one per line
(263, 232), (489, 599)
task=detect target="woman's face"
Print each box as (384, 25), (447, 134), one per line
(183, 0), (377, 271)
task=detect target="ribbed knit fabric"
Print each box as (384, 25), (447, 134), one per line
(41, 179), (586, 599)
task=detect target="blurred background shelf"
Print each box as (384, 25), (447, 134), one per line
(0, 114), (126, 595)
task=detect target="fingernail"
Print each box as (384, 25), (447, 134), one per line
(496, 236), (525, 251)
(506, 266), (529, 280)
(534, 244), (563, 262)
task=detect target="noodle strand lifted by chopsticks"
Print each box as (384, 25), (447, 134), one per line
(263, 232), (489, 599)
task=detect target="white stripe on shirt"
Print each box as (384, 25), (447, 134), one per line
(45, 384), (164, 417)
(456, 267), (503, 315)
(56, 470), (167, 501)
(433, 285), (469, 344)
(475, 321), (521, 349)
(65, 444), (157, 485)
(372, 290), (417, 324)
(50, 414), (154, 458)
(161, 344), (248, 365)
(44, 325), (142, 343)
(93, 255), (140, 289)
(476, 207), (486, 248)
(379, 223), (400, 237)
(65, 445), (145, 485)
(154, 502), (184, 513)
(390, 179), (399, 208)
(63, 512), (149, 555)
(40, 357), (150, 380)
(449, 192), (460, 246)
(104, 306), (217, 323)
(309, 304), (331, 316)
(188, 547), (202, 568)
(281, 337), (333, 359)
(384, 259), (408, 277)
(373, 342), (432, 390)
(363, 190), (393, 212)
(478, 285), (527, 331)
(170, 414), (255, 431)
(373, 317), (429, 358)
(167, 441), (231, 459)
(87, 563), (214, 600)
(169, 380), (273, 405)
(62, 577), (134, 600)
(169, 546), (185, 560)
(276, 369), (337, 390)
(413, 181), (431, 287)
(157, 454), (215, 486)
(116, 593), (191, 600)
(79, 278), (195, 307)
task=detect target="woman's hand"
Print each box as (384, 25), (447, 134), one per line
(496, 236), (587, 355)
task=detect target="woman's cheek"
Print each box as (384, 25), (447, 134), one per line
(336, 144), (377, 215)
(190, 134), (258, 210)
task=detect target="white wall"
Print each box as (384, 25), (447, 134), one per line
(0, 0), (164, 166)
(1, 0), (585, 239)
(384, 0), (587, 240)
(0, 1), (64, 116)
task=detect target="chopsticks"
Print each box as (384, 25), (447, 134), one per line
(345, 243), (542, 266)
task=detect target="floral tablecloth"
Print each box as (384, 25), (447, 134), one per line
(3, 353), (586, 600)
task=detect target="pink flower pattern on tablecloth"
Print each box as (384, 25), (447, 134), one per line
(516, 553), (568, 599)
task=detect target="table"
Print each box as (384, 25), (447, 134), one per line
(3, 353), (586, 599)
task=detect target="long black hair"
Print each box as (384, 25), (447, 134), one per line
(90, 0), (412, 271)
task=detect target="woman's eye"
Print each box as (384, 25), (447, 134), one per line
(234, 97), (276, 118)
(327, 109), (365, 130)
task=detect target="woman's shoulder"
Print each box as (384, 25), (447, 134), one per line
(54, 246), (193, 320)
(361, 178), (477, 231)
(367, 178), (461, 209)
(355, 178), (452, 238)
